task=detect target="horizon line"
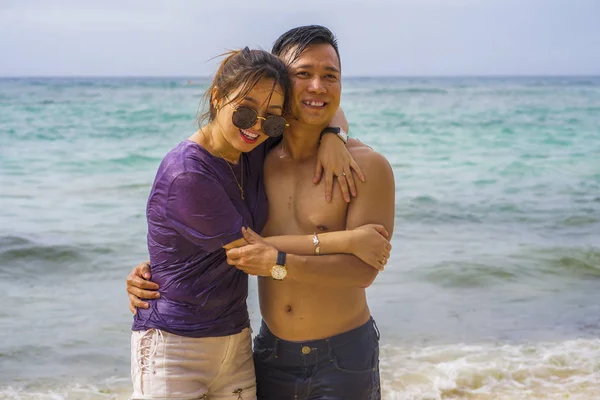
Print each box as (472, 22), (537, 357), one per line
(1, 74), (599, 79)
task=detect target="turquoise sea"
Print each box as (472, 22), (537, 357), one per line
(1, 76), (599, 399)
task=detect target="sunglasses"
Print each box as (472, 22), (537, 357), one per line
(230, 104), (289, 138)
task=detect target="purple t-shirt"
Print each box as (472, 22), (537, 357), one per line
(132, 139), (270, 337)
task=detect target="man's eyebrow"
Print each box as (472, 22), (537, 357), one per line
(242, 96), (282, 110)
(294, 64), (340, 73)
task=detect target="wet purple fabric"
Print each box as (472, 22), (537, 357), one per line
(132, 139), (270, 338)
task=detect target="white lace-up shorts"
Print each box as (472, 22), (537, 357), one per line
(130, 328), (256, 400)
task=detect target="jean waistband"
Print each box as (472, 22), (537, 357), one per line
(257, 317), (379, 359)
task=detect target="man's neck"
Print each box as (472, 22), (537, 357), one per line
(282, 121), (326, 161)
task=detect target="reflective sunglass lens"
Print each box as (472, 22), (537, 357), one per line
(232, 107), (257, 129)
(263, 117), (286, 137)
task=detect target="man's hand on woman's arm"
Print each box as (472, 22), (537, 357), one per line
(126, 261), (160, 314)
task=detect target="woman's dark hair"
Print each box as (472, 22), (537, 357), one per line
(271, 25), (340, 70)
(198, 47), (290, 126)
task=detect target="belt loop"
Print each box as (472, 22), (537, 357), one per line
(274, 338), (280, 359)
(372, 317), (380, 341)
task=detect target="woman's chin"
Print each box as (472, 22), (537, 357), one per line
(235, 135), (266, 153)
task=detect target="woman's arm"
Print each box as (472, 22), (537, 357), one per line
(315, 107), (365, 203)
(263, 226), (387, 256)
(236, 224), (391, 270)
(328, 107), (349, 133)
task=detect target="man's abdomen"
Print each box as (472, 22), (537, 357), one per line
(258, 277), (370, 341)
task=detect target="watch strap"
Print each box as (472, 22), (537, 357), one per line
(321, 126), (341, 136)
(320, 126), (348, 144)
(276, 251), (287, 266)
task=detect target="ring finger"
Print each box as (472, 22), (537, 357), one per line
(336, 172), (350, 203)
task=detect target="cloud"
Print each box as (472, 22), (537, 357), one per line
(0, 0), (598, 76)
(0, 2), (191, 32)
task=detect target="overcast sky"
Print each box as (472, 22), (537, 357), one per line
(1, 0), (599, 77)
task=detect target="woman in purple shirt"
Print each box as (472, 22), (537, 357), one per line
(130, 48), (390, 400)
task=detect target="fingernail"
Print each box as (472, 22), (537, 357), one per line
(326, 195), (331, 202)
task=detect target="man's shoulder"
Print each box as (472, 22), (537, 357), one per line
(347, 137), (371, 150)
(348, 139), (391, 172)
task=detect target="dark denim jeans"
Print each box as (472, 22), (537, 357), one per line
(253, 318), (381, 400)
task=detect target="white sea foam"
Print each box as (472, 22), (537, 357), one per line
(381, 338), (600, 399)
(0, 383), (130, 400)
(2, 340), (599, 399)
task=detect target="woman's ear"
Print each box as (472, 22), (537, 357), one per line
(212, 86), (220, 109)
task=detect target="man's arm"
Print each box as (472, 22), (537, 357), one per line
(287, 149), (395, 287)
(127, 233), (246, 314)
(227, 148), (395, 288)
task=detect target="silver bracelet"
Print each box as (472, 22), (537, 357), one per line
(312, 233), (321, 255)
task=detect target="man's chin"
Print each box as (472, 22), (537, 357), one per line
(295, 113), (332, 128)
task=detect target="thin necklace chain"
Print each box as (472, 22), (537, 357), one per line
(217, 148), (244, 200)
(200, 126), (244, 200)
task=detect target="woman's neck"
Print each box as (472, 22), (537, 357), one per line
(192, 122), (241, 164)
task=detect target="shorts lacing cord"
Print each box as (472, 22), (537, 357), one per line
(137, 329), (164, 374)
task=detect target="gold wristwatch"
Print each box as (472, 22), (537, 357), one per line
(270, 251), (288, 280)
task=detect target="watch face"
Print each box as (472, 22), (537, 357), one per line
(271, 265), (287, 280)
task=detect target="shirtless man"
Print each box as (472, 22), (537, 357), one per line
(127, 26), (395, 399)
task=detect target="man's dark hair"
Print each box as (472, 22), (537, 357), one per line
(271, 25), (341, 69)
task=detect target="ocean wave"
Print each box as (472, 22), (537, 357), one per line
(412, 247), (600, 288)
(110, 154), (161, 166)
(524, 79), (600, 87)
(376, 88), (449, 95)
(346, 87), (449, 96)
(0, 378), (131, 400)
(381, 338), (600, 400)
(418, 261), (518, 288)
(531, 248), (600, 279)
(0, 243), (83, 264)
(0, 236), (113, 277)
(2, 339), (598, 400)
(397, 197), (485, 224)
(396, 193), (600, 230)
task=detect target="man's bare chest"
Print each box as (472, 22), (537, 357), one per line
(263, 161), (347, 235)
